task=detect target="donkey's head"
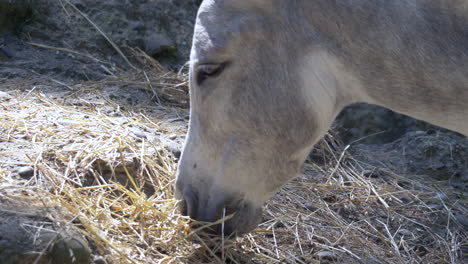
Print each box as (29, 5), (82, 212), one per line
(176, 0), (347, 236)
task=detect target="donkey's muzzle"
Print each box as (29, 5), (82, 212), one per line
(176, 183), (261, 237)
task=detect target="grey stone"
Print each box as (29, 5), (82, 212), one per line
(427, 203), (444, 210)
(449, 169), (468, 190)
(304, 202), (318, 211)
(39, 231), (92, 264)
(144, 33), (174, 57)
(93, 256), (107, 264)
(129, 127), (146, 139)
(435, 193), (448, 201)
(0, 47), (11, 61)
(165, 144), (181, 159)
(0, 209), (91, 264)
(316, 251), (338, 261)
(17, 166), (34, 178)
(454, 212), (468, 229)
(0, 90), (11, 99)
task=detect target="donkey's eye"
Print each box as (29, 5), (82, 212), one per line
(196, 63), (225, 85)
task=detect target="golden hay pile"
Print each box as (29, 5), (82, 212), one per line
(0, 61), (466, 264)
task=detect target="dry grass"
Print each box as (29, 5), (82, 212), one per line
(0, 58), (466, 264)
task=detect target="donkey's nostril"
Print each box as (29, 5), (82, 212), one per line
(178, 199), (188, 216)
(176, 184), (250, 236)
(182, 188), (198, 219)
(200, 194), (230, 221)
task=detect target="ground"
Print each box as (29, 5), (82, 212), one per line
(0, 1), (466, 263)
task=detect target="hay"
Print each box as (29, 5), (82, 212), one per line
(0, 58), (466, 263)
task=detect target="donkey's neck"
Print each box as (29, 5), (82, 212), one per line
(300, 0), (468, 135)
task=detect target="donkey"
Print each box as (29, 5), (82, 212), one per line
(175, 0), (468, 236)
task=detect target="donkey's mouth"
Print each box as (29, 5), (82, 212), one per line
(188, 205), (262, 238)
(177, 185), (263, 237)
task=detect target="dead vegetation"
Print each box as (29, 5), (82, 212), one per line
(0, 56), (466, 264)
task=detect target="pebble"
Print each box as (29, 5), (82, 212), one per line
(94, 256), (108, 264)
(169, 134), (177, 140)
(454, 212), (468, 229)
(449, 179), (464, 189)
(143, 32), (173, 56)
(435, 193), (448, 201)
(304, 203), (318, 211)
(165, 145), (181, 159)
(0, 48), (11, 61)
(449, 170), (468, 189)
(0, 91), (11, 100)
(414, 130), (426, 136)
(363, 170), (378, 178)
(433, 163), (446, 170)
(398, 229), (413, 236)
(129, 128), (146, 139)
(168, 118), (185, 122)
(273, 221), (285, 228)
(316, 251), (338, 261)
(17, 166), (34, 178)
(48, 234), (91, 264)
(427, 203), (443, 210)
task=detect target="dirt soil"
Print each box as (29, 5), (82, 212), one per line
(0, 0), (198, 81)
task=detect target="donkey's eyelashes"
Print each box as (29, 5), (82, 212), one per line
(198, 64), (222, 75)
(196, 63), (227, 86)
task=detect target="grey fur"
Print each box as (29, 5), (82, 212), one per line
(175, 0), (468, 236)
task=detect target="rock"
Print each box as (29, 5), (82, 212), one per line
(165, 144), (181, 159)
(414, 245), (428, 257)
(399, 229), (413, 236)
(40, 231), (92, 264)
(0, 209), (91, 264)
(363, 169), (379, 178)
(427, 203), (443, 210)
(17, 166), (34, 178)
(454, 212), (468, 229)
(93, 256), (108, 264)
(435, 193), (448, 201)
(273, 221), (285, 228)
(129, 127), (147, 139)
(304, 203), (318, 211)
(0, 90), (12, 100)
(449, 169), (468, 190)
(316, 251), (338, 261)
(159, 135), (183, 159)
(168, 117), (185, 122)
(433, 163), (446, 170)
(0, 47), (11, 61)
(144, 33), (174, 57)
